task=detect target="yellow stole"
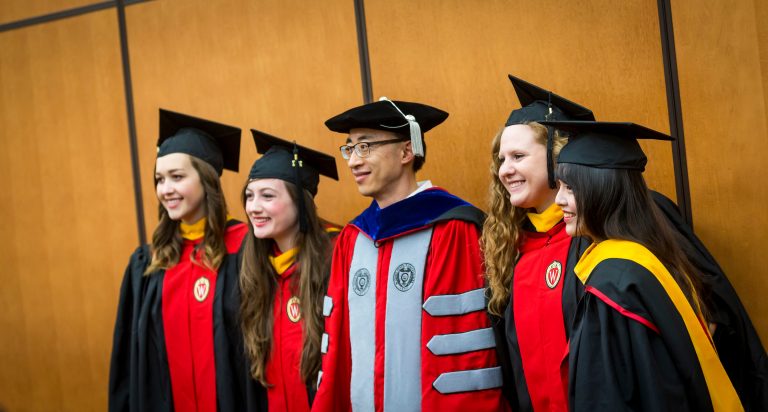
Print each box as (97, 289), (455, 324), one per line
(575, 240), (743, 411)
(180, 217), (206, 240)
(269, 247), (298, 275)
(526, 203), (564, 232)
(179, 215), (236, 241)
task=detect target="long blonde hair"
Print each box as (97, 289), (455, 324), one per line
(145, 156), (229, 275)
(481, 122), (567, 316)
(239, 180), (333, 386)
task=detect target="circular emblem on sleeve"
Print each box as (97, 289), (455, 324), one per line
(193, 276), (210, 302)
(545, 261), (563, 289)
(287, 296), (301, 322)
(393, 263), (416, 292)
(353, 268), (371, 296)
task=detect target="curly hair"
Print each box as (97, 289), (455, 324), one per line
(481, 122), (567, 316)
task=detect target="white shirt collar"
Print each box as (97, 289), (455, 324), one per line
(407, 180), (433, 198)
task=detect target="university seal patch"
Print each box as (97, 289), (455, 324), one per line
(545, 261), (562, 289)
(287, 296), (301, 322)
(393, 263), (416, 292)
(353, 268), (371, 296)
(193, 276), (210, 302)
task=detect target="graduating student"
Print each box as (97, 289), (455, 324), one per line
(488, 76), (768, 411)
(239, 130), (339, 412)
(109, 109), (264, 412)
(312, 98), (507, 411)
(482, 75), (593, 412)
(547, 120), (743, 411)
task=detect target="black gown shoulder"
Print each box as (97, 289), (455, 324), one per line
(570, 257), (714, 411)
(651, 190), (768, 411)
(109, 245), (172, 412)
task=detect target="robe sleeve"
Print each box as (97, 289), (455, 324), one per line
(421, 219), (508, 410)
(108, 246), (148, 412)
(569, 292), (695, 412)
(311, 227), (355, 412)
(489, 306), (519, 409)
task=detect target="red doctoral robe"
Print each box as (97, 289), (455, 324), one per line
(312, 187), (507, 412)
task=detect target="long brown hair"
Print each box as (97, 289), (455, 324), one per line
(556, 162), (707, 316)
(145, 156), (229, 275)
(239, 180), (332, 386)
(482, 122), (568, 316)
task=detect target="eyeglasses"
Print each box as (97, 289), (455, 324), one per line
(339, 138), (408, 159)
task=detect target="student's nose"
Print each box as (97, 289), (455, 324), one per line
(498, 159), (513, 178)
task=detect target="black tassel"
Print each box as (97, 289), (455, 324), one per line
(292, 142), (308, 233)
(545, 91), (557, 189)
(546, 126), (556, 189)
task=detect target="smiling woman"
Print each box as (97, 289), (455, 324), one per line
(497, 123), (559, 213)
(109, 109), (265, 412)
(554, 180), (579, 236)
(239, 129), (339, 412)
(482, 75), (594, 412)
(548, 120), (743, 411)
(244, 179), (300, 253)
(154, 153), (206, 224)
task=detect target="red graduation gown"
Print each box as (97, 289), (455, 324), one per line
(265, 259), (310, 412)
(162, 221), (248, 412)
(109, 220), (267, 412)
(511, 219), (571, 412)
(265, 225), (339, 412)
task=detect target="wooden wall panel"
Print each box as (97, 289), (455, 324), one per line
(0, 10), (137, 412)
(125, 0), (363, 231)
(0, 0), (97, 26)
(757, 0), (768, 130)
(672, 0), (768, 341)
(363, 0), (676, 210)
(1, 1), (764, 410)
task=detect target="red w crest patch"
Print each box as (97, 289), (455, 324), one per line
(287, 296), (301, 322)
(193, 276), (210, 302)
(545, 261), (562, 289)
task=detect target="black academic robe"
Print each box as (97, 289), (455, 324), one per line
(108, 222), (266, 412)
(569, 240), (742, 411)
(652, 191), (768, 411)
(491, 191), (767, 411)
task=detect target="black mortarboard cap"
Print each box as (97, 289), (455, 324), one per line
(157, 108), (241, 175)
(505, 75), (595, 125)
(249, 129), (338, 196)
(541, 121), (673, 171)
(325, 97), (449, 157)
(249, 129), (338, 233)
(505, 75), (595, 188)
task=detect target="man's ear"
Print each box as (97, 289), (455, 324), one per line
(401, 141), (415, 165)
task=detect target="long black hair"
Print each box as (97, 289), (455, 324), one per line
(557, 162), (707, 317)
